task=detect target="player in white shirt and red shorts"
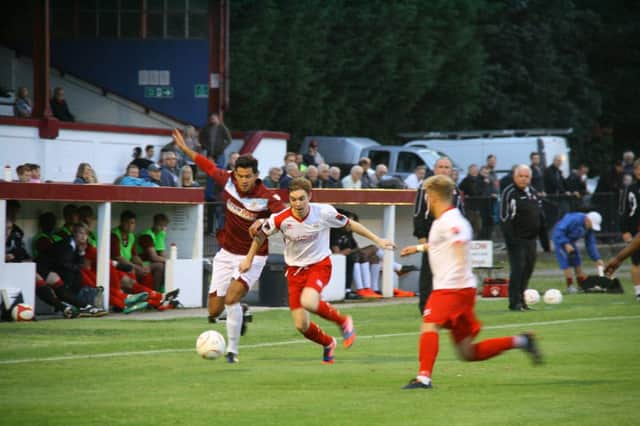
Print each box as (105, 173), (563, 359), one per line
(400, 175), (543, 389)
(242, 178), (395, 364)
(172, 129), (287, 364)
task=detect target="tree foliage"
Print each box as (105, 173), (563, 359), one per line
(227, 0), (640, 169)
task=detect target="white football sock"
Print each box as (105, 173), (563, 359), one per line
(513, 335), (527, 348)
(416, 375), (431, 385)
(360, 262), (371, 289)
(393, 262), (402, 272)
(225, 303), (242, 355)
(635, 285), (640, 296)
(352, 263), (364, 290)
(370, 263), (381, 292)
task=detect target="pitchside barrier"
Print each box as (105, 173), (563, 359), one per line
(0, 182), (204, 310)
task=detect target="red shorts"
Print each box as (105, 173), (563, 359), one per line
(286, 257), (332, 310)
(423, 288), (481, 343)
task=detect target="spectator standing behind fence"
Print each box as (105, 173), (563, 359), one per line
(544, 155), (570, 226)
(131, 147), (154, 171)
(552, 211), (603, 294)
(500, 165), (542, 311)
(618, 159), (640, 290)
(565, 164), (590, 210)
(199, 113), (232, 166)
(50, 87), (75, 122)
(529, 152), (546, 193)
(404, 165), (427, 190)
(303, 140), (324, 167)
(594, 160), (623, 235)
(622, 151), (635, 176)
(14, 87), (32, 118)
(478, 166), (497, 240)
(145, 145), (156, 164)
(459, 164), (484, 237)
(358, 157), (375, 188)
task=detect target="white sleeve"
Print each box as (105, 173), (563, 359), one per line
(321, 205), (350, 229)
(448, 217), (473, 244)
(261, 214), (279, 237)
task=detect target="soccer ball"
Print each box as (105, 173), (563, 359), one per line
(524, 289), (540, 305)
(11, 303), (34, 322)
(196, 330), (226, 360)
(543, 289), (563, 305)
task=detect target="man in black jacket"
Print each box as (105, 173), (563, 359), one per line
(500, 165), (542, 311)
(198, 113), (232, 165)
(49, 223), (106, 317)
(413, 157), (462, 313)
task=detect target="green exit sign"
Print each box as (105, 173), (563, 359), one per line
(144, 86), (174, 99)
(194, 84), (209, 98)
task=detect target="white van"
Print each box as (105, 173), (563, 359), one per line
(403, 129), (572, 177)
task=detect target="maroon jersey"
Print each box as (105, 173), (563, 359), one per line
(195, 154), (286, 255)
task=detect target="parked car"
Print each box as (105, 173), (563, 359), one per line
(300, 136), (459, 179)
(402, 129), (572, 178)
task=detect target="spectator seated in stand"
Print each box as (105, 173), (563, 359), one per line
(159, 151), (180, 187)
(404, 165), (427, 190)
(328, 166), (343, 188)
(13, 86), (32, 118)
(73, 162), (96, 184)
(178, 165), (200, 187)
(27, 163), (41, 183)
(341, 165), (364, 189)
(15, 164), (32, 183)
(118, 164), (158, 187)
(50, 87), (75, 122)
(305, 165), (322, 188)
(263, 166), (282, 189)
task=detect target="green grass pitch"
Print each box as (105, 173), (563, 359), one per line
(1, 277), (638, 426)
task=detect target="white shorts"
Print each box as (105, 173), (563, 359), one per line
(208, 248), (267, 296)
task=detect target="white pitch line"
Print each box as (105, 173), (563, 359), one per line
(1, 314), (639, 366)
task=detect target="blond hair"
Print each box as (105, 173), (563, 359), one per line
(423, 174), (454, 202)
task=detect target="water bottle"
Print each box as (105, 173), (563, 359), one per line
(4, 165), (11, 181)
(170, 243), (177, 260)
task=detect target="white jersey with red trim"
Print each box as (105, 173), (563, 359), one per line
(262, 203), (349, 266)
(428, 208), (477, 290)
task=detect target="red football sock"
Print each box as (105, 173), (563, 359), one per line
(565, 277), (573, 288)
(418, 331), (439, 378)
(36, 278), (46, 288)
(472, 337), (514, 361)
(315, 301), (346, 325)
(110, 293), (126, 310)
(303, 322), (334, 347)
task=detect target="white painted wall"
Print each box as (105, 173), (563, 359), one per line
(0, 124), (172, 183)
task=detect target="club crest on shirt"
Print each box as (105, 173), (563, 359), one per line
(336, 214), (345, 222)
(451, 226), (460, 234)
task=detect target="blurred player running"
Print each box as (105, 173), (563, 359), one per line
(400, 175), (542, 389)
(241, 178), (395, 363)
(173, 129), (286, 363)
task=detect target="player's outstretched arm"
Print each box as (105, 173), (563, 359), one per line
(239, 230), (268, 273)
(605, 233), (640, 276)
(348, 220), (395, 250)
(172, 129), (197, 162)
(400, 243), (428, 257)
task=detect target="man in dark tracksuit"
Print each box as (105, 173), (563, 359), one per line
(413, 157), (463, 313)
(500, 165), (542, 311)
